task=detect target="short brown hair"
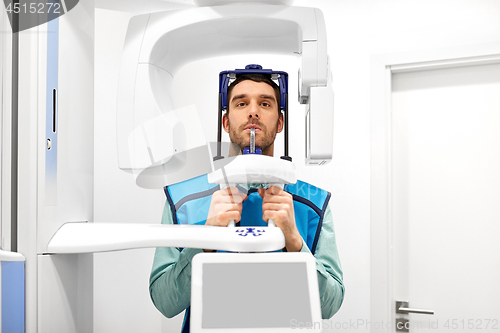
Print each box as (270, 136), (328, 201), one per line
(226, 74), (281, 113)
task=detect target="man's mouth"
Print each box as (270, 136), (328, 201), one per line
(244, 124), (262, 132)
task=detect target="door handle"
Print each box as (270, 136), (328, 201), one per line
(396, 301), (434, 315)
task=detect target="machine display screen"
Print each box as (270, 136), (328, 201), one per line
(201, 262), (312, 329)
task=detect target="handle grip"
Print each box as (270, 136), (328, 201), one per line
(222, 184), (283, 228)
(396, 301), (434, 315)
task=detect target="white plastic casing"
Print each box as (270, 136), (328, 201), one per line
(207, 154), (297, 186)
(306, 84), (334, 165)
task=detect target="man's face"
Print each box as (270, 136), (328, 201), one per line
(222, 80), (284, 156)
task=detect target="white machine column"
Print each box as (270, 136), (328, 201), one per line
(14, 1), (95, 332)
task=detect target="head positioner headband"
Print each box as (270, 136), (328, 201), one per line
(219, 64), (289, 111)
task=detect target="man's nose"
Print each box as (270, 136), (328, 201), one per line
(248, 101), (259, 119)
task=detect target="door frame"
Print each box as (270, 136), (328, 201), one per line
(370, 42), (500, 332)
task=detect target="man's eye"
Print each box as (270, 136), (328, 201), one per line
(236, 102), (246, 107)
(261, 102), (271, 107)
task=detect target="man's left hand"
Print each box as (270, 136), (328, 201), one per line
(258, 186), (303, 252)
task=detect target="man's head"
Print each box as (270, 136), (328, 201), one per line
(223, 74), (284, 156)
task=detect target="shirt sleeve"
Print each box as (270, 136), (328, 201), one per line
(149, 200), (203, 318)
(299, 202), (344, 319)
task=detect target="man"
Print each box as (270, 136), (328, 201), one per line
(149, 73), (344, 333)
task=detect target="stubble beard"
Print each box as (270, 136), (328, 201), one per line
(227, 119), (279, 156)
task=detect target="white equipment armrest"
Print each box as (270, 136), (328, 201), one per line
(47, 223), (285, 254)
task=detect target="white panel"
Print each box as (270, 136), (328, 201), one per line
(191, 253), (321, 333)
(306, 85), (333, 165)
(38, 0), (95, 254)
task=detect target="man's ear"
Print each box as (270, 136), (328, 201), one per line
(222, 112), (230, 133)
(277, 112), (284, 133)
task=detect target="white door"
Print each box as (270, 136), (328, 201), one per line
(390, 63), (500, 332)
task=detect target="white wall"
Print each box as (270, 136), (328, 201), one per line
(94, 1), (500, 332)
(94, 8), (181, 333)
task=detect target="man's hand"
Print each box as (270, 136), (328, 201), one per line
(258, 186), (303, 252)
(204, 187), (247, 252)
(206, 187), (247, 226)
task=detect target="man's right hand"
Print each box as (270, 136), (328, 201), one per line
(203, 187), (247, 252)
(206, 187), (247, 226)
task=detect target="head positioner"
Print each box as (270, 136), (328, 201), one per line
(219, 64), (288, 111)
(216, 64), (291, 161)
